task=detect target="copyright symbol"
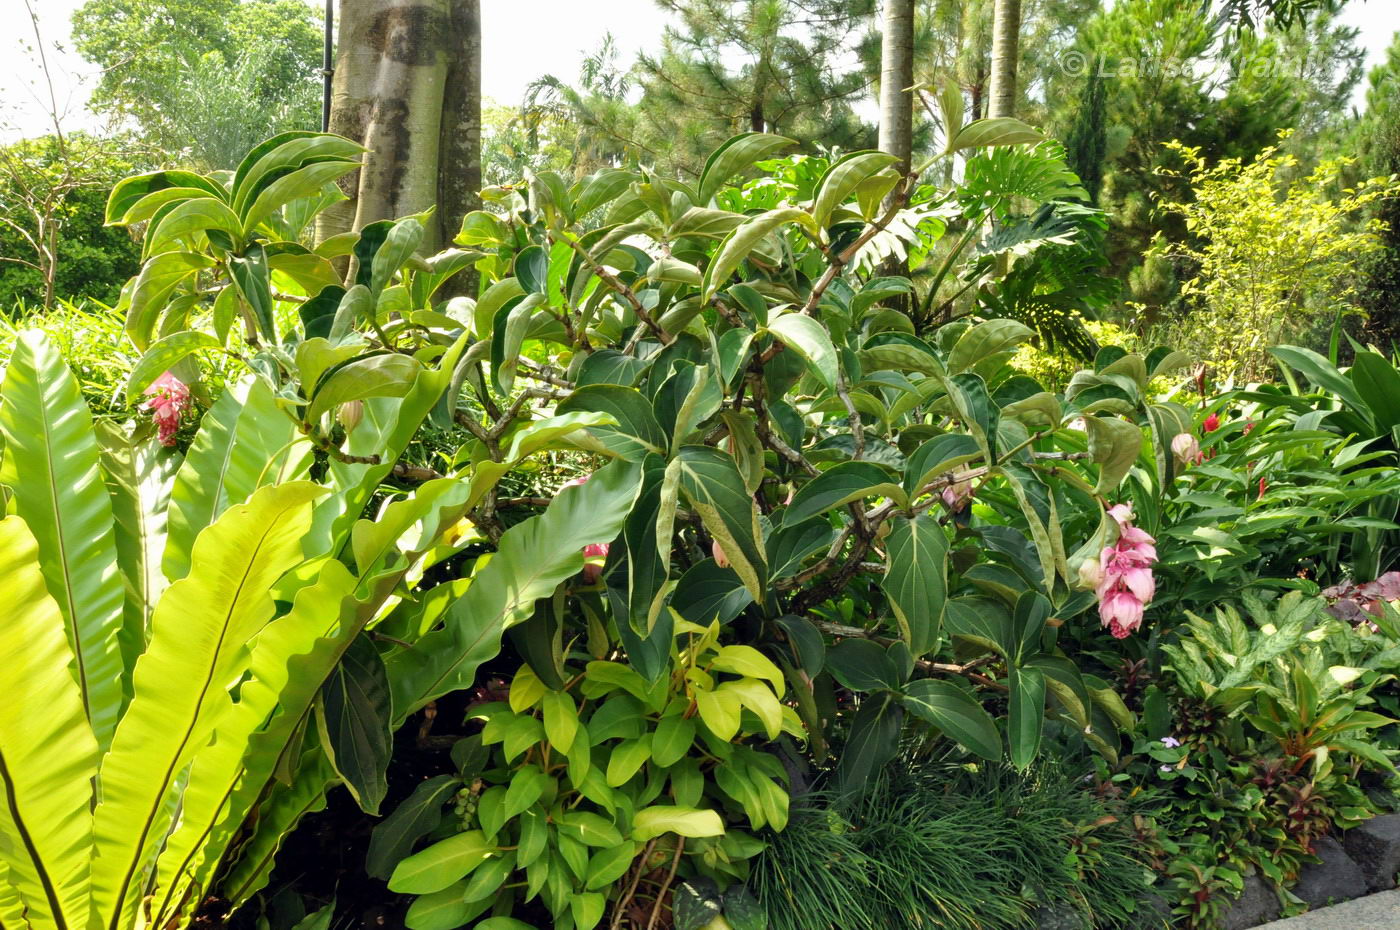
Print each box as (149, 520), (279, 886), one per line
(1061, 51), (1088, 77)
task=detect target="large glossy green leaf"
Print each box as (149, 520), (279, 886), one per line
(1350, 351), (1400, 435)
(697, 132), (793, 203)
(229, 244), (276, 344)
(946, 319), (1034, 374)
(387, 458), (641, 718)
(838, 692), (903, 793)
(144, 197), (243, 256)
(948, 372), (1000, 463)
(902, 679), (1001, 760)
(317, 634), (393, 815)
(95, 424), (180, 683)
(811, 151), (902, 231)
(389, 831), (495, 895)
(367, 775), (461, 880)
(91, 482), (323, 930)
(124, 330), (222, 398)
(1083, 415), (1143, 493)
(106, 169), (227, 223)
(766, 312), (840, 391)
(1008, 665), (1047, 771)
(0, 330), (126, 751)
(946, 118), (1044, 154)
(673, 445), (768, 601)
(701, 207), (816, 301)
(558, 384), (668, 460)
(126, 251), (216, 350)
(0, 515), (100, 930)
(164, 378), (310, 581)
(148, 557), (363, 926)
(305, 353), (422, 425)
(785, 461), (905, 525)
(903, 433), (982, 497)
(881, 514), (948, 656)
(1269, 345), (1367, 417)
(240, 160), (362, 235)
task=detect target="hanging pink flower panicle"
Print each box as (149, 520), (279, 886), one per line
(1096, 503), (1157, 639)
(143, 371), (191, 446)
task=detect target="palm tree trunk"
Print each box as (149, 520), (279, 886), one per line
(877, 0), (916, 173)
(988, 0), (1021, 119)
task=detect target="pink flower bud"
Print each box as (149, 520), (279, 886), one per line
(941, 479), (974, 514)
(581, 541), (609, 584)
(712, 539), (730, 568)
(1202, 412), (1221, 433)
(1170, 432), (1199, 467)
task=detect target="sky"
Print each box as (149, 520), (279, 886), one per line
(0, 0), (1396, 143)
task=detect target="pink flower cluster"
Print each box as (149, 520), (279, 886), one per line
(1094, 504), (1157, 639)
(143, 372), (190, 446)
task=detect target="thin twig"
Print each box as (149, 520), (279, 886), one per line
(646, 838), (685, 930)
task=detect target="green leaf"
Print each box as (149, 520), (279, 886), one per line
(317, 633), (393, 814)
(838, 692), (903, 793)
(902, 679), (1002, 760)
(126, 251), (215, 351)
(558, 384), (668, 460)
(674, 881), (723, 930)
(811, 151), (902, 231)
(229, 244), (277, 344)
(946, 118), (1044, 154)
(673, 445), (768, 601)
(1350, 351), (1400, 434)
(107, 169), (227, 224)
(403, 882), (477, 930)
(1270, 345), (1367, 415)
(766, 312), (841, 391)
(672, 560), (753, 625)
(652, 714), (698, 767)
(903, 434), (982, 498)
(1008, 665), (1046, 771)
(0, 515), (101, 930)
(559, 811), (624, 847)
(366, 775), (460, 880)
(825, 639), (901, 692)
(722, 886), (767, 930)
(163, 377), (309, 582)
(388, 830), (495, 895)
(240, 160), (362, 235)
(0, 330), (125, 751)
(305, 353), (422, 425)
(584, 841), (638, 890)
(144, 197), (244, 255)
(370, 217), (424, 295)
(946, 319), (1034, 375)
(125, 331), (222, 398)
(785, 461), (905, 524)
(702, 207), (816, 302)
(1083, 415), (1143, 494)
(387, 458), (640, 718)
(948, 372), (1000, 463)
(606, 735), (653, 786)
(881, 514), (949, 656)
(631, 806), (725, 841)
(90, 483), (324, 927)
(698, 132), (793, 203)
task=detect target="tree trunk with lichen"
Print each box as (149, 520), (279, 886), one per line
(318, 0), (480, 254)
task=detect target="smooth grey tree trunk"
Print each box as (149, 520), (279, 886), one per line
(988, 0), (1021, 119)
(877, 0), (915, 173)
(319, 0), (481, 254)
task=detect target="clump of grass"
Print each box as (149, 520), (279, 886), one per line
(750, 760), (1165, 930)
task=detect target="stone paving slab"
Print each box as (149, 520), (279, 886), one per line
(1253, 890), (1400, 929)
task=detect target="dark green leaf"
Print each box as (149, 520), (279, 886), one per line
(366, 775), (461, 879)
(881, 514), (948, 656)
(902, 679), (1002, 760)
(319, 633), (393, 814)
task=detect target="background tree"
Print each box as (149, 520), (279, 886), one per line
(71, 0), (322, 169)
(1355, 32), (1400, 347)
(633, 0), (877, 176)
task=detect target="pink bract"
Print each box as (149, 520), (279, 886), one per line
(143, 371), (191, 446)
